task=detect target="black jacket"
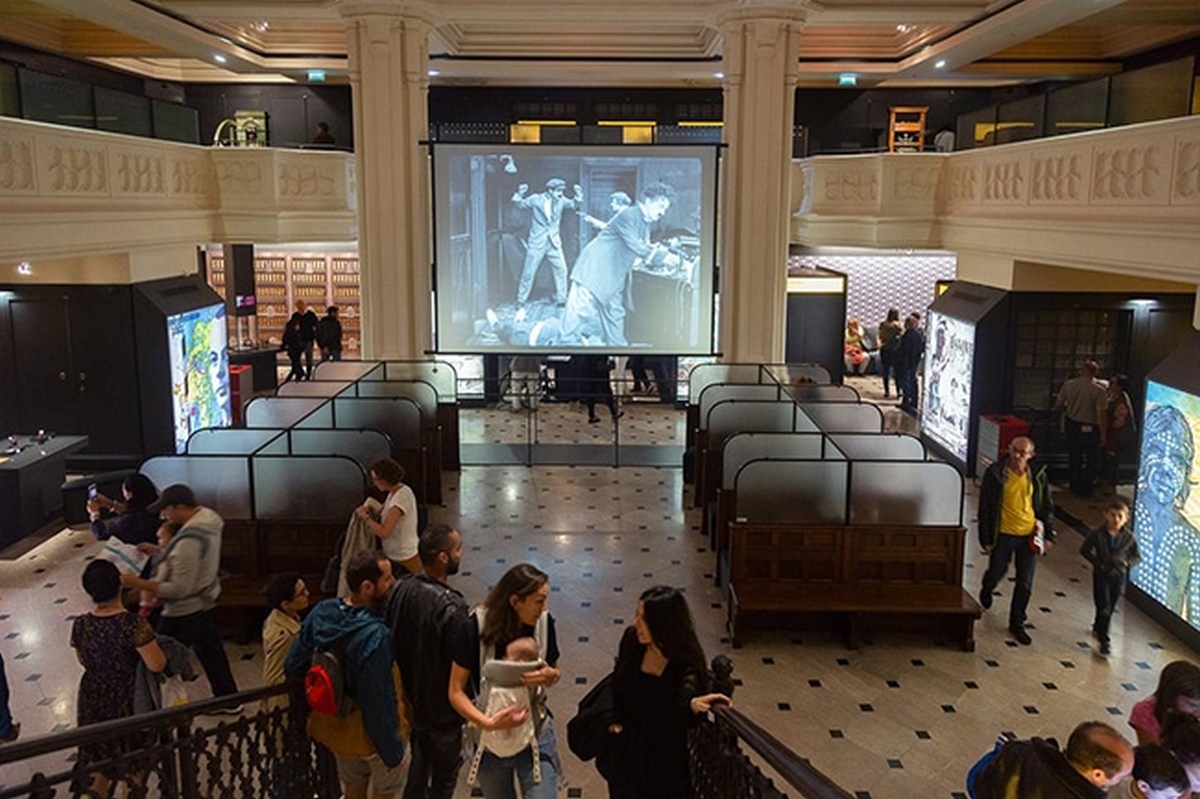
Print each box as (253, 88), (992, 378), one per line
(292, 310), (319, 343)
(977, 455), (1054, 549)
(973, 738), (1106, 799)
(384, 572), (468, 731)
(1080, 526), (1141, 576)
(316, 315), (343, 350)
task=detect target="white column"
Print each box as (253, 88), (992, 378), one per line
(718, 4), (805, 362)
(340, 2), (432, 359)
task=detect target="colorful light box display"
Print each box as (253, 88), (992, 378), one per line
(168, 303), (232, 453)
(921, 310), (977, 463)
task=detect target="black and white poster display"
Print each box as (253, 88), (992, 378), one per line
(431, 144), (718, 355)
(921, 310), (977, 462)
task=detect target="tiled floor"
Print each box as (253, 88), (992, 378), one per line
(0, 376), (1187, 799)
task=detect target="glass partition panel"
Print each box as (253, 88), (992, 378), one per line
(763, 364), (832, 385)
(312, 361), (383, 382)
(783, 384), (858, 402)
(1046, 78), (1109, 137)
(699, 384), (783, 428)
(383, 361), (459, 401)
(294, 401), (335, 429)
(95, 86), (152, 136)
(186, 428), (283, 455)
(958, 105), (997, 150)
(333, 397), (422, 448)
(1110, 56), (1195, 126)
(289, 429), (392, 469)
(735, 459), (848, 524)
(848, 461), (963, 526)
(354, 381), (438, 422)
(709, 401), (815, 446)
(245, 397), (327, 428)
(151, 99), (200, 144)
(278, 381), (353, 398)
(799, 402), (883, 433)
(829, 433), (925, 461)
(722, 433), (823, 488)
(19, 69), (94, 128)
(253, 455), (366, 521)
(138, 456), (252, 519)
(995, 94), (1045, 145)
(0, 63), (17, 118)
(256, 435), (290, 456)
(688, 364), (763, 403)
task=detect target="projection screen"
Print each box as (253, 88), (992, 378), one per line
(431, 143), (718, 355)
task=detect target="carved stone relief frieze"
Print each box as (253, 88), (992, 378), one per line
(0, 135), (35, 193)
(1030, 154), (1083, 203)
(45, 145), (108, 194)
(943, 164), (979, 208)
(278, 162), (335, 199)
(893, 165), (941, 203)
(1092, 144), (1161, 203)
(822, 166), (878, 206)
(169, 155), (215, 200)
(114, 151), (165, 196)
(982, 160), (1024, 202)
(1174, 138), (1200, 204)
(216, 160), (264, 196)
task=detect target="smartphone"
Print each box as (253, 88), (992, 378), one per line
(88, 483), (98, 500)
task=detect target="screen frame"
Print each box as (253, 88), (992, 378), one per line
(166, 302), (233, 454)
(921, 309), (978, 463)
(428, 141), (722, 356)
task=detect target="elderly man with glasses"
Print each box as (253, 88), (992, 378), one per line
(978, 436), (1055, 646)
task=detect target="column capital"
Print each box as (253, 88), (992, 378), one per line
(714, 0), (810, 30)
(336, 0), (436, 27)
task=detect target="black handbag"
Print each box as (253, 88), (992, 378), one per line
(566, 672), (616, 762)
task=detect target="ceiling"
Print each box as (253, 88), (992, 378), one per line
(0, 0), (1197, 88)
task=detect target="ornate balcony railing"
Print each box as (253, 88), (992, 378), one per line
(689, 705), (855, 799)
(0, 684), (339, 799)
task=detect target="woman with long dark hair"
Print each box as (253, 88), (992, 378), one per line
(449, 563), (562, 798)
(606, 585), (730, 798)
(88, 473), (160, 546)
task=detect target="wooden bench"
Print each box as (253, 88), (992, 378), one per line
(213, 518), (343, 639)
(727, 522), (981, 650)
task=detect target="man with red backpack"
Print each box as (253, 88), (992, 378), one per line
(286, 550), (408, 799)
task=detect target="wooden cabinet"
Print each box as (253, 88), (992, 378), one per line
(205, 249), (361, 356)
(889, 106), (928, 153)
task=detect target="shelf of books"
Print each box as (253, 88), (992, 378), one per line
(203, 249), (361, 355)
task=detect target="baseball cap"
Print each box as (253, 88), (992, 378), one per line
(148, 483), (197, 513)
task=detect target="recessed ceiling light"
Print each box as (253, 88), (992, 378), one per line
(934, 60), (946, 69)
(16, 261), (32, 276)
(896, 24), (914, 33)
(714, 71), (725, 79)
(213, 54), (227, 64)
(427, 69), (440, 76)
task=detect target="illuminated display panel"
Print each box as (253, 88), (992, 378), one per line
(167, 303), (232, 453)
(921, 310), (977, 463)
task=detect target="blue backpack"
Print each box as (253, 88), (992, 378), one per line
(966, 734), (1012, 798)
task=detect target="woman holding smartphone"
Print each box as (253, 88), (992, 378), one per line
(88, 474), (160, 546)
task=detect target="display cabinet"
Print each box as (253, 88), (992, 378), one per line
(889, 106), (928, 153)
(204, 249), (361, 355)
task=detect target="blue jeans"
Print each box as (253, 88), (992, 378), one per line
(476, 716), (559, 799)
(0, 651), (13, 739)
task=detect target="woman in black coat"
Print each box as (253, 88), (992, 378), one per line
(605, 586), (729, 798)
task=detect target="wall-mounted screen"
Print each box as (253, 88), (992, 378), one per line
(167, 303), (232, 453)
(1131, 380), (1200, 628)
(922, 310), (976, 462)
(432, 143), (717, 355)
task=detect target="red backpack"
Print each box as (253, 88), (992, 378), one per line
(305, 639), (354, 717)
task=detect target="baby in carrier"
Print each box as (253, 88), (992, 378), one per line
(469, 636), (543, 783)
